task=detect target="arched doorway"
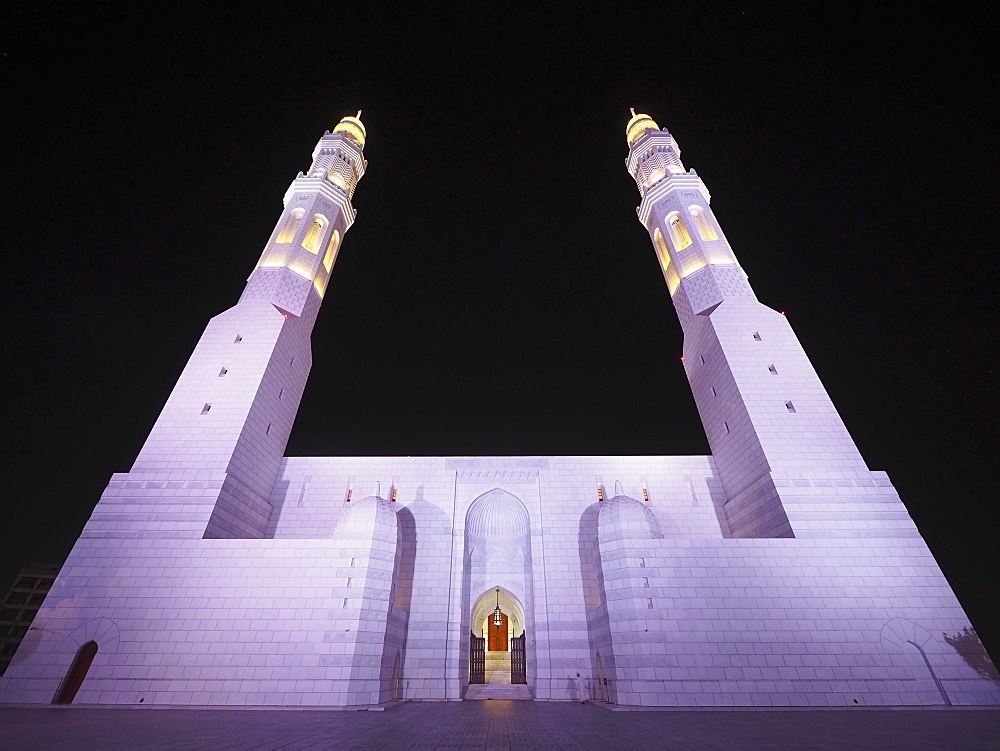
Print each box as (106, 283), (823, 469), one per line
(53, 641), (98, 704)
(463, 489), (534, 699)
(467, 587), (530, 697)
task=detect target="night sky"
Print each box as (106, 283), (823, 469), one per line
(2, 7), (998, 656)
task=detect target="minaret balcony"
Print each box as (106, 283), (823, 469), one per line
(637, 171), (712, 226)
(281, 177), (357, 226)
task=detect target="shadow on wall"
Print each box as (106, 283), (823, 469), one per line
(944, 627), (1000, 685)
(265, 478), (291, 536)
(578, 502), (601, 611)
(705, 474), (731, 537)
(394, 484), (452, 613)
(395, 504), (416, 613)
(394, 486), (451, 698)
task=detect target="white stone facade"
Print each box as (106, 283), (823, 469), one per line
(1, 113), (997, 708)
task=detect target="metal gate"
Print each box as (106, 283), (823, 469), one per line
(469, 632), (485, 684)
(511, 633), (527, 684)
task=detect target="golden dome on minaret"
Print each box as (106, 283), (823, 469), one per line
(626, 108), (659, 146)
(333, 110), (366, 147)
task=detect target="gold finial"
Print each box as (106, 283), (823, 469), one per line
(626, 108), (660, 146)
(333, 111), (367, 147)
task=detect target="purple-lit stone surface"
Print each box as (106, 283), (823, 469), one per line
(2, 115), (997, 708)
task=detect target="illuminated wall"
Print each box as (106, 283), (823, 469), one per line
(0, 113), (997, 710)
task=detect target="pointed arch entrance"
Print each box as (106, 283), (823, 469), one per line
(467, 586), (529, 694)
(462, 488), (534, 699)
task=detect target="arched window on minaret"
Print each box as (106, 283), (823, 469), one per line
(276, 207), (305, 244)
(653, 228), (670, 268)
(645, 167), (666, 187)
(323, 229), (341, 272)
(653, 228), (681, 295)
(688, 205), (719, 241)
(303, 214), (328, 253)
(665, 212), (693, 251)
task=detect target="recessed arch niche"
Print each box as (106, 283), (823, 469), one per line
(462, 488), (535, 691)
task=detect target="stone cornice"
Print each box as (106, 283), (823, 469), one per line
(282, 177), (356, 229)
(637, 172), (711, 226)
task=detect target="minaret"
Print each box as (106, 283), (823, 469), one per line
(88, 114), (368, 540)
(625, 110), (916, 539)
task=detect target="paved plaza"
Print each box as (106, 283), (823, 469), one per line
(1, 702), (998, 750)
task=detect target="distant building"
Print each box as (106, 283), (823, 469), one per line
(1, 112), (997, 707)
(0, 564), (59, 676)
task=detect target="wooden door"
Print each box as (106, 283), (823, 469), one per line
(487, 612), (508, 651)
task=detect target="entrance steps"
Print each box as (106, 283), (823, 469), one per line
(464, 684), (533, 700)
(485, 652), (510, 685)
(466, 651), (532, 700)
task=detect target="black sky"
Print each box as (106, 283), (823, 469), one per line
(2, 5), (998, 655)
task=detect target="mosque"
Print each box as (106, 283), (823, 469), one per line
(1, 111), (997, 708)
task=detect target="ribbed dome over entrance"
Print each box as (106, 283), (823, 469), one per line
(466, 489), (530, 538)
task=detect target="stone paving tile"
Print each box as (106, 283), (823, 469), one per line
(1, 703), (999, 750)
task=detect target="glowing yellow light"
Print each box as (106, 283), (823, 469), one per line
(313, 274), (329, 297)
(689, 206), (719, 241)
(682, 260), (706, 277)
(258, 245), (288, 269)
(276, 208), (305, 244)
(653, 228), (671, 269)
(288, 261), (313, 280)
(333, 110), (366, 147)
(302, 214), (327, 253)
(667, 213), (693, 251)
(645, 167), (666, 186)
(667, 265), (681, 295)
(708, 250), (735, 266)
(323, 230), (340, 272)
(626, 108), (660, 146)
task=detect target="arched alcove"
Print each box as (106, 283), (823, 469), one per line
(53, 641), (97, 704)
(881, 618), (951, 705)
(463, 489), (534, 693)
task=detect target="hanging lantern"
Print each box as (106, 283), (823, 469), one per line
(492, 588), (502, 627)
